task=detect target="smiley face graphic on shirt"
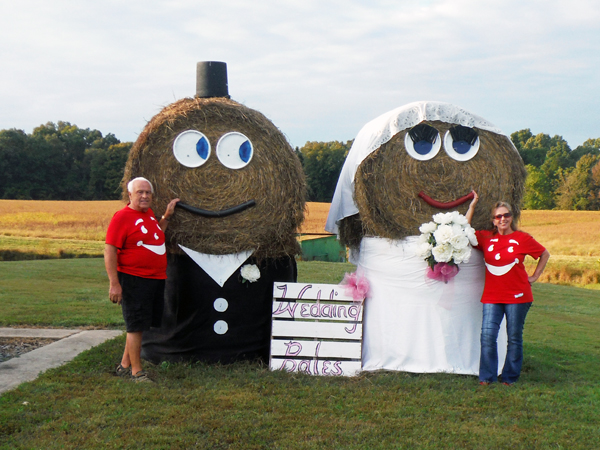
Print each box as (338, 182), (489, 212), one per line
(484, 237), (521, 276)
(134, 216), (166, 256)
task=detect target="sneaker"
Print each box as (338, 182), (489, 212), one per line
(479, 381), (490, 386)
(502, 382), (513, 386)
(131, 370), (153, 383)
(115, 364), (131, 377)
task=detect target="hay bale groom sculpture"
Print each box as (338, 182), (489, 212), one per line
(124, 62), (305, 364)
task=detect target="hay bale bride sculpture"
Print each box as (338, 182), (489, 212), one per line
(326, 101), (526, 374)
(123, 62), (305, 364)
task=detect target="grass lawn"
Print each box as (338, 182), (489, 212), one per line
(0, 235), (105, 261)
(0, 259), (599, 449)
(0, 258), (120, 328)
(0, 259), (354, 328)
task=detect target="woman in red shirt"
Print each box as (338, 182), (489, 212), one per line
(467, 192), (550, 385)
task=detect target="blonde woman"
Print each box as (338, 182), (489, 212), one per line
(467, 192), (550, 385)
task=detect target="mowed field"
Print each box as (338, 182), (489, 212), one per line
(1, 200), (600, 287)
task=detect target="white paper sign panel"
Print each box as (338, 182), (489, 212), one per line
(272, 300), (363, 322)
(272, 320), (362, 340)
(270, 358), (362, 377)
(271, 339), (362, 359)
(273, 282), (354, 301)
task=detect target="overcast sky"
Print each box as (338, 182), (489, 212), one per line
(1, 0), (599, 149)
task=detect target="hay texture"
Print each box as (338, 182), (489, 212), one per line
(339, 119), (526, 248)
(124, 97), (306, 260)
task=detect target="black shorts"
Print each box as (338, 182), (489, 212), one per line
(118, 272), (165, 333)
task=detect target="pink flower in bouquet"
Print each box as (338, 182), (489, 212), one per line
(341, 271), (370, 302)
(426, 262), (459, 284)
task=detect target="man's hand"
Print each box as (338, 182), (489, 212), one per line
(104, 244), (122, 304)
(109, 282), (123, 304)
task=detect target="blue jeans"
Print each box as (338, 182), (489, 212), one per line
(479, 302), (532, 384)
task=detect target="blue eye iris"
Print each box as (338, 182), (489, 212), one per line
(452, 140), (472, 154)
(414, 141), (433, 155)
(197, 136), (209, 159)
(239, 140), (252, 163)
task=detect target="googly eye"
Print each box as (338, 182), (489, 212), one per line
(443, 126), (480, 161)
(173, 130), (211, 168)
(404, 124), (441, 161)
(216, 132), (253, 169)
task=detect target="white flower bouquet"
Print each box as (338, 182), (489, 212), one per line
(416, 211), (478, 283)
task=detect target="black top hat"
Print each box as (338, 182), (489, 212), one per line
(196, 61), (229, 98)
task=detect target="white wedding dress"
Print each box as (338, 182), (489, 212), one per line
(357, 236), (507, 375)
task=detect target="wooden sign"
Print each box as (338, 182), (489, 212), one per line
(270, 282), (363, 376)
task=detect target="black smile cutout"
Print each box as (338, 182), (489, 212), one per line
(175, 200), (256, 218)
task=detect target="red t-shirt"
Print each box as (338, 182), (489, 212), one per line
(475, 229), (546, 304)
(105, 205), (167, 279)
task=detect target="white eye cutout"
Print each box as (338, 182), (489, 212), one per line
(443, 129), (480, 162)
(404, 129), (441, 161)
(216, 132), (254, 169)
(173, 130), (211, 168)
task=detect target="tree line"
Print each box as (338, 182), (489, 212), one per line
(1, 122), (599, 209)
(0, 122), (130, 200)
(512, 130), (600, 210)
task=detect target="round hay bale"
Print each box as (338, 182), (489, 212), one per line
(339, 119), (526, 247)
(123, 97), (306, 260)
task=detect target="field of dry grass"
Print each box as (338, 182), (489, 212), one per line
(0, 200), (122, 259)
(517, 210), (600, 287)
(0, 200), (122, 241)
(2, 200), (600, 288)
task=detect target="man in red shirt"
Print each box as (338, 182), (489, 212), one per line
(105, 177), (179, 382)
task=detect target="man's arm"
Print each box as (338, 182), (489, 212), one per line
(104, 244), (122, 304)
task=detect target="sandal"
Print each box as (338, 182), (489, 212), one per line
(115, 364), (131, 377)
(131, 370), (153, 383)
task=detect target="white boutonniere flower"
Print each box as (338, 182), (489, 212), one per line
(241, 264), (261, 283)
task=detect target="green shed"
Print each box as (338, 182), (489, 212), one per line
(298, 234), (347, 262)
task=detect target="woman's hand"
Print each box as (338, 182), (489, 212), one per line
(529, 249), (550, 284)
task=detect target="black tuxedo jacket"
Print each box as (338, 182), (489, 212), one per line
(142, 252), (296, 364)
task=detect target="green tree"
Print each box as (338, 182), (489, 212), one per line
(511, 130), (573, 170)
(541, 138), (571, 175)
(86, 142), (131, 199)
(510, 129), (533, 152)
(30, 121), (105, 199)
(0, 122), (129, 200)
(300, 140), (352, 202)
(569, 138), (600, 166)
(0, 129), (32, 199)
(512, 130), (548, 167)
(523, 164), (554, 210)
(584, 159), (600, 210)
(555, 154), (600, 210)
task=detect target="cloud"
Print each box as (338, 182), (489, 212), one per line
(1, 0), (599, 148)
